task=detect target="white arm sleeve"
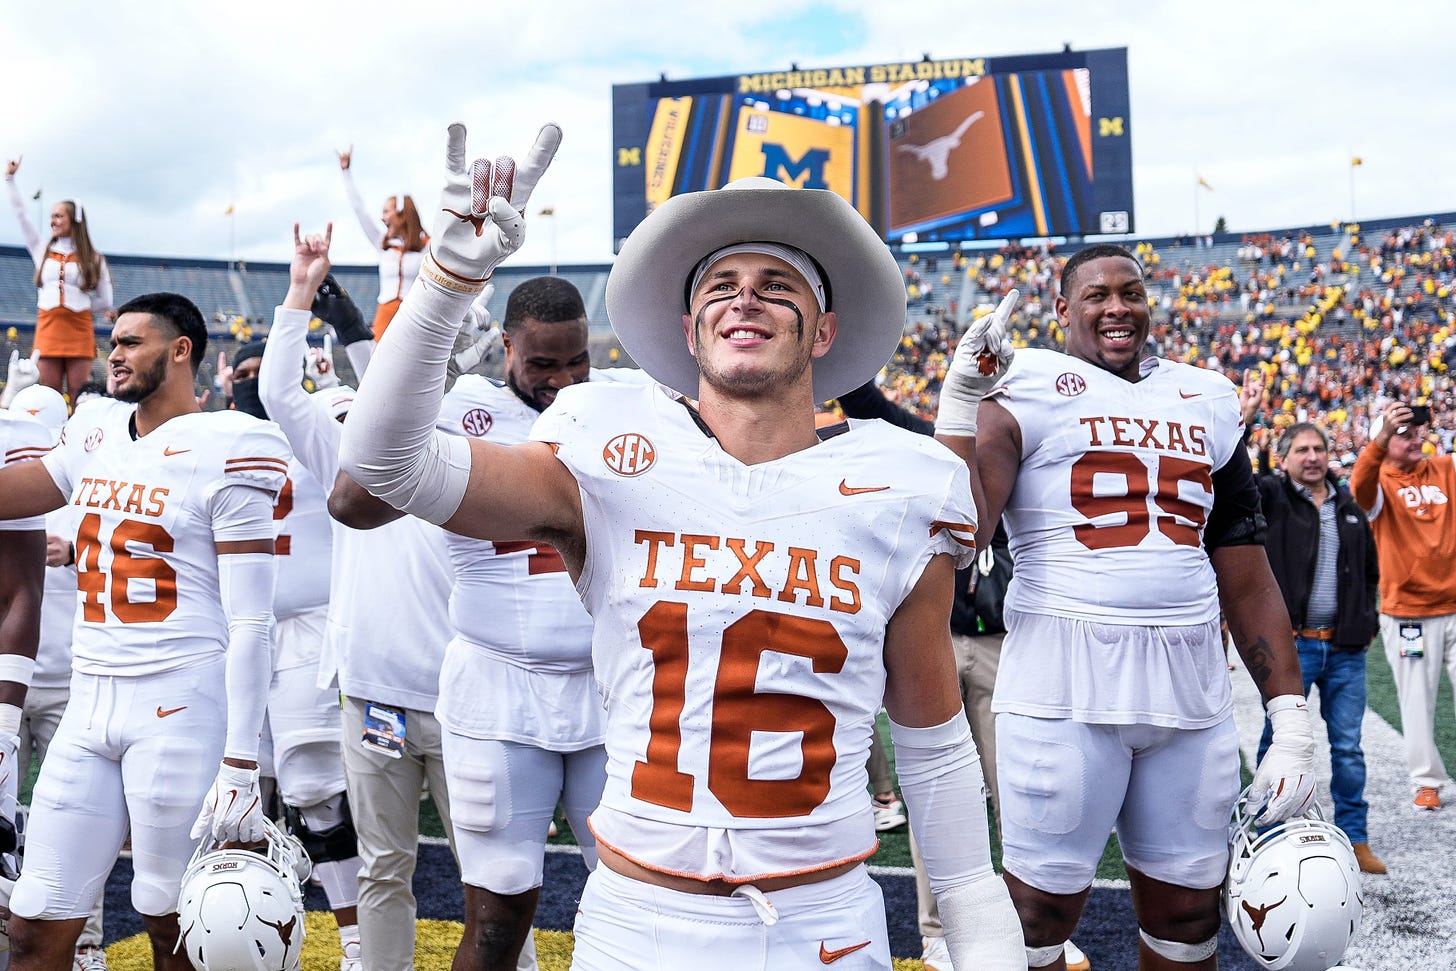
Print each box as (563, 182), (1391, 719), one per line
(211, 483), (278, 762)
(92, 259), (114, 315)
(217, 551), (275, 762)
(5, 177), (43, 262)
(344, 338), (374, 379)
(260, 307), (345, 484)
(341, 167), (385, 249)
(337, 281), (475, 525)
(891, 712), (1025, 970)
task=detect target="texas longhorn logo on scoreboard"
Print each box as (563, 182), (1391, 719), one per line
(730, 107), (855, 195)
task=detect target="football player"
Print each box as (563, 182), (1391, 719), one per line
(0, 401), (49, 962)
(962, 244), (1315, 970)
(258, 228), (456, 971)
(4, 385), (111, 971)
(339, 123), (1024, 969)
(331, 273), (612, 971)
(227, 338), (363, 971)
(0, 292), (288, 971)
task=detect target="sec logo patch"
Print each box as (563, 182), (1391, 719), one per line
(84, 427), (105, 451)
(461, 408), (493, 437)
(603, 433), (655, 477)
(1055, 372), (1087, 397)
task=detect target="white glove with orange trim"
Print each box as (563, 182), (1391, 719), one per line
(305, 334), (341, 390)
(420, 122), (561, 298)
(1, 349), (40, 409)
(934, 288), (1019, 437)
(191, 762), (266, 843)
(1249, 694), (1317, 824)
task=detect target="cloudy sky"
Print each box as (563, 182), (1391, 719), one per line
(2, 2), (1451, 270)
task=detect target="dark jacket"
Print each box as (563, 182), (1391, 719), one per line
(1255, 467), (1379, 650)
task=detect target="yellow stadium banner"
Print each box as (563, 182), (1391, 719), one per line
(727, 108), (855, 196)
(645, 97), (693, 214)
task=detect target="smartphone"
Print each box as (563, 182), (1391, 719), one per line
(1408, 404), (1432, 426)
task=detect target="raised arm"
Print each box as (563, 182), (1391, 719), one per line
(934, 290), (1019, 539)
(338, 122), (583, 550)
(3, 157), (43, 261)
(261, 223), (344, 483)
(337, 146), (385, 249)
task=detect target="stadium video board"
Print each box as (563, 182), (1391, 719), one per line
(611, 48), (1134, 248)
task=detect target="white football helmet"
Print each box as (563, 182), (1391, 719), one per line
(176, 818), (311, 971)
(1225, 787), (1362, 971)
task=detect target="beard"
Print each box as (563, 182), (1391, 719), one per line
(111, 353), (168, 403)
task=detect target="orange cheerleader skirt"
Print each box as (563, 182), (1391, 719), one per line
(372, 298), (403, 341)
(36, 305), (98, 359)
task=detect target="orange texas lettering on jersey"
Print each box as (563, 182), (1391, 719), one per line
(634, 530), (863, 615)
(1078, 415), (1209, 458)
(72, 476), (170, 518)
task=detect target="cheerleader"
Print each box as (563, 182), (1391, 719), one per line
(5, 157), (113, 401)
(336, 146), (426, 339)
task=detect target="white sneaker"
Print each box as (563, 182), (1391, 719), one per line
(74, 947), (110, 971)
(339, 937), (362, 971)
(920, 935), (954, 971)
(872, 796), (907, 832)
(1064, 938), (1090, 971)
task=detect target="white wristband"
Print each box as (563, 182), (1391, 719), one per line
(1265, 694), (1306, 715)
(0, 655), (36, 688)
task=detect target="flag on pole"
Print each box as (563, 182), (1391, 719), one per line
(537, 207), (555, 216)
(1197, 176), (1214, 191)
(1351, 156), (1363, 167)
(30, 188), (41, 201)
(224, 203), (235, 216)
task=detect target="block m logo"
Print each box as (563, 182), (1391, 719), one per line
(760, 144), (830, 189)
(1097, 117), (1125, 137)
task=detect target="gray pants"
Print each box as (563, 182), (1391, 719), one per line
(341, 696), (455, 971)
(912, 632), (1003, 937)
(18, 684), (104, 949)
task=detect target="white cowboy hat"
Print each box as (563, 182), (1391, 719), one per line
(606, 177), (906, 401)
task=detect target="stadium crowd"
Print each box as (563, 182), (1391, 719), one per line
(874, 219), (1456, 468)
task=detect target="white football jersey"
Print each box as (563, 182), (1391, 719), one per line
(41, 403), (289, 676)
(988, 349), (1243, 625)
(437, 375), (594, 666)
(531, 380), (975, 880)
(271, 458), (332, 620)
(0, 410), (52, 531)
(433, 375), (600, 746)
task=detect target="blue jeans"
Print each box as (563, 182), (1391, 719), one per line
(1257, 637), (1369, 843)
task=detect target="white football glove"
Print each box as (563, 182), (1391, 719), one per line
(1249, 694), (1317, 824)
(0, 732), (18, 829)
(305, 334), (341, 390)
(444, 284), (503, 392)
(421, 122), (562, 296)
(191, 762), (266, 844)
(1, 349), (40, 409)
(934, 288), (1019, 437)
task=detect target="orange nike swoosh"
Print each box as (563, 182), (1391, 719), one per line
(164, 446), (191, 456)
(1179, 390), (1199, 399)
(820, 940), (872, 964)
(839, 479), (890, 496)
(156, 705), (188, 718)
